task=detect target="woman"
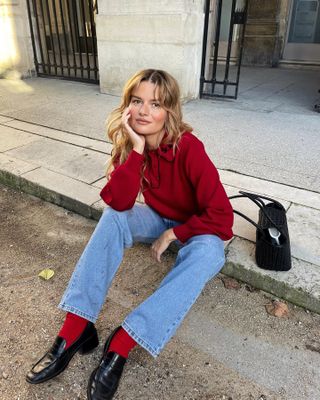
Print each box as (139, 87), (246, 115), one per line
(26, 69), (233, 400)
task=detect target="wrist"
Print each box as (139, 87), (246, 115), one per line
(133, 145), (144, 155)
(165, 228), (177, 242)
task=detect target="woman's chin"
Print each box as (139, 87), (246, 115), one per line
(132, 127), (150, 136)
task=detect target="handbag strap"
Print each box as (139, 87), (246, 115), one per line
(238, 191), (285, 211)
(229, 191), (286, 237)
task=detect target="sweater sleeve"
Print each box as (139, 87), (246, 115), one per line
(100, 150), (145, 211)
(173, 140), (233, 243)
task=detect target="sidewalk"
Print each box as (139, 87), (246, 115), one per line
(0, 72), (319, 314)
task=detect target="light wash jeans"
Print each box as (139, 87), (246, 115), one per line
(59, 204), (225, 357)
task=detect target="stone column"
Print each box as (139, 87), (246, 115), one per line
(96, 0), (206, 100)
(242, 0), (283, 66)
(0, 0), (35, 78)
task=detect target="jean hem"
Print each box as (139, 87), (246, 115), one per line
(58, 303), (97, 323)
(122, 321), (160, 358)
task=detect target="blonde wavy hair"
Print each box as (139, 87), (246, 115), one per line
(105, 69), (193, 181)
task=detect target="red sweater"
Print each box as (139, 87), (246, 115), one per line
(100, 132), (233, 243)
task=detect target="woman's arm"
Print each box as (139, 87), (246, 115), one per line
(173, 140), (233, 243)
(100, 107), (146, 211)
(100, 150), (144, 211)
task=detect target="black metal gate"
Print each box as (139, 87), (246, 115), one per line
(200, 0), (248, 99)
(27, 0), (99, 83)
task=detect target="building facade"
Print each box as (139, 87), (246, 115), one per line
(1, 0), (319, 99)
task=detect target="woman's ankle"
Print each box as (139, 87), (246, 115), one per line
(58, 312), (89, 349)
(107, 327), (137, 358)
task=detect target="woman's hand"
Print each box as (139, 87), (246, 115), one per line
(151, 229), (177, 263)
(122, 107), (145, 154)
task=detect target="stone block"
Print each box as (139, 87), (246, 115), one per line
(0, 125), (39, 152)
(0, 116), (14, 123)
(224, 237), (320, 314)
(97, 41), (184, 95)
(96, 13), (201, 45)
(286, 204), (320, 266)
(98, 0), (203, 15)
(6, 137), (106, 184)
(245, 23), (278, 36)
(91, 199), (105, 221)
(219, 169), (320, 210)
(4, 120), (113, 154)
(0, 1), (34, 75)
(96, 3), (204, 99)
(20, 167), (101, 218)
(97, 40), (201, 99)
(247, 0), (279, 19)
(243, 37), (277, 66)
(0, 153), (37, 176)
(92, 177), (107, 189)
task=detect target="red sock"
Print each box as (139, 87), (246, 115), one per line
(58, 312), (88, 349)
(108, 327), (137, 358)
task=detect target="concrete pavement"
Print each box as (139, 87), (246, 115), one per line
(0, 69), (319, 314)
(1, 67), (319, 191)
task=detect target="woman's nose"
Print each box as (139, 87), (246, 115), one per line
(139, 102), (149, 115)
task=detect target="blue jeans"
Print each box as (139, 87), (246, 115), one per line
(59, 204), (225, 357)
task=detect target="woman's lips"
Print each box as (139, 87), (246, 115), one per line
(135, 119), (151, 125)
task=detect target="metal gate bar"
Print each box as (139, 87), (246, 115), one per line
(27, 0), (99, 83)
(66, 0), (78, 77)
(58, 0), (70, 76)
(88, 0), (98, 81)
(210, 0), (223, 96)
(223, 0), (236, 95)
(200, 0), (248, 99)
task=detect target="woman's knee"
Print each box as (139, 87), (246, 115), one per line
(102, 206), (129, 224)
(99, 207), (129, 231)
(181, 235), (225, 276)
(100, 207), (133, 246)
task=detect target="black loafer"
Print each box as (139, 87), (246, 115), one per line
(87, 327), (127, 400)
(26, 322), (99, 384)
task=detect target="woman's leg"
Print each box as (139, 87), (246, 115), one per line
(122, 234), (225, 357)
(58, 204), (167, 322)
(27, 204), (168, 384)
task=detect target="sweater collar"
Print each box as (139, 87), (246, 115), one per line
(155, 143), (175, 161)
(147, 132), (175, 161)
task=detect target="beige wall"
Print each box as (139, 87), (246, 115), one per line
(96, 0), (206, 100)
(0, 0), (34, 78)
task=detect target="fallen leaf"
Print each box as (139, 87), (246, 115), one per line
(265, 300), (289, 317)
(221, 277), (241, 290)
(38, 268), (55, 280)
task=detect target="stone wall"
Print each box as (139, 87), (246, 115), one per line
(242, 0), (289, 66)
(0, 0), (34, 78)
(96, 0), (206, 100)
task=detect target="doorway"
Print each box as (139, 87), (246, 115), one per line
(283, 0), (320, 63)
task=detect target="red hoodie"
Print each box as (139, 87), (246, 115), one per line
(100, 132), (233, 243)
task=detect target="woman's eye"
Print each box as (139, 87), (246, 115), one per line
(131, 99), (141, 105)
(151, 102), (160, 108)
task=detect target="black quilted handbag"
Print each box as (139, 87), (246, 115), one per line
(229, 191), (292, 271)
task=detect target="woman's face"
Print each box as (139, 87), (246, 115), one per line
(129, 81), (167, 145)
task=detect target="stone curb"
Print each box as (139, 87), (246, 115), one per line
(0, 169), (103, 221)
(1, 168), (319, 314)
(223, 238), (320, 314)
(223, 259), (320, 314)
